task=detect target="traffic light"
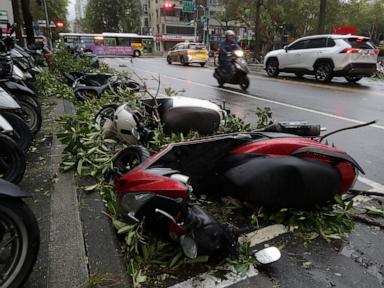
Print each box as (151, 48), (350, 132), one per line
(164, 2), (176, 9)
(55, 20), (64, 29)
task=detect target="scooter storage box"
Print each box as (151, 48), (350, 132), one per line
(142, 97), (223, 135)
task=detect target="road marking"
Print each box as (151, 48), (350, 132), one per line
(128, 66), (384, 131)
(358, 176), (384, 194)
(170, 225), (291, 288)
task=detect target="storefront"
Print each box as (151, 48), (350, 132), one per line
(156, 35), (196, 52)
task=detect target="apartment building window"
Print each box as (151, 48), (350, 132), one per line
(160, 8), (176, 17)
(156, 9), (159, 19)
(143, 4), (148, 13)
(157, 24), (160, 34)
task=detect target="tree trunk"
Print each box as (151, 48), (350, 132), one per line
(11, 0), (23, 43)
(318, 0), (327, 34)
(20, 0), (35, 45)
(254, 0), (262, 61)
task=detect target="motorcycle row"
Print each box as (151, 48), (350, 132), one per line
(0, 25), (47, 287)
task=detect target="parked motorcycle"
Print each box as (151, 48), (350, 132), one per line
(0, 114), (26, 183)
(0, 87), (32, 152)
(0, 39), (42, 134)
(214, 49), (250, 91)
(67, 72), (142, 101)
(95, 96), (227, 144)
(0, 179), (40, 287)
(110, 121), (368, 258)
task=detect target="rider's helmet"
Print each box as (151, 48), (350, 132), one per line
(114, 105), (140, 144)
(225, 30), (235, 37)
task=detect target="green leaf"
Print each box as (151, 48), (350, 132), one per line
(83, 184), (98, 191)
(366, 206), (384, 217)
(77, 159), (84, 176)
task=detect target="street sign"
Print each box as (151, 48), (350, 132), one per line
(183, 1), (194, 13)
(200, 16), (206, 23)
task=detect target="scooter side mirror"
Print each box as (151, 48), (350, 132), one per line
(254, 247), (281, 264)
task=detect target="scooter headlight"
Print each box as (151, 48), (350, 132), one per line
(234, 50), (244, 58)
(120, 192), (155, 214)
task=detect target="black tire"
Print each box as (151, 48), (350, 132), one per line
(314, 62), (333, 83)
(124, 81), (141, 92)
(240, 76), (250, 91)
(266, 58), (279, 77)
(167, 56), (172, 65)
(1, 112), (32, 153)
(345, 76), (362, 83)
(113, 145), (150, 175)
(0, 198), (40, 288)
(200, 63), (206, 67)
(0, 134), (26, 184)
(17, 100), (42, 135)
(133, 50), (141, 57)
(180, 57), (188, 66)
(295, 73), (304, 78)
(94, 104), (118, 130)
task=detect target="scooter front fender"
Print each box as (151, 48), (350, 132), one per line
(2, 80), (36, 96)
(0, 179), (31, 198)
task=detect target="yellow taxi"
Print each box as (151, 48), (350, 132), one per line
(167, 42), (209, 67)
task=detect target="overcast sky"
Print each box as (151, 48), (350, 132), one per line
(67, 0), (75, 21)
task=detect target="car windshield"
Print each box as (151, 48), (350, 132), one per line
(343, 38), (374, 49)
(188, 44), (206, 50)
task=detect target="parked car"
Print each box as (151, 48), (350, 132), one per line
(264, 34), (378, 83)
(167, 42), (209, 67)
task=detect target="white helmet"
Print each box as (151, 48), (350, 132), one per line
(225, 30), (235, 37)
(114, 104), (140, 145)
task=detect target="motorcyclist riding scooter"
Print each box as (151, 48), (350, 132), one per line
(214, 30), (250, 91)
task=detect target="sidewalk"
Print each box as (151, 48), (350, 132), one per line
(22, 97), (128, 288)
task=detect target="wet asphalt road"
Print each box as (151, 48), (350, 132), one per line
(104, 57), (384, 288)
(105, 57), (384, 188)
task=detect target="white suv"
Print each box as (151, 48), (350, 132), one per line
(264, 34), (378, 83)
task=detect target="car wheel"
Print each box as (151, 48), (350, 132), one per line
(314, 63), (333, 83)
(295, 73), (304, 78)
(345, 75), (362, 83)
(167, 56), (172, 64)
(266, 59), (279, 77)
(200, 63), (206, 67)
(133, 50), (141, 57)
(180, 57), (188, 66)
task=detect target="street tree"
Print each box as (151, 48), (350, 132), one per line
(83, 0), (140, 33)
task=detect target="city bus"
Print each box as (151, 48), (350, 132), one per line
(59, 33), (155, 57)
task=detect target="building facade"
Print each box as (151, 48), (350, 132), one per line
(144, 0), (248, 53)
(0, 0), (13, 32)
(73, 0), (88, 32)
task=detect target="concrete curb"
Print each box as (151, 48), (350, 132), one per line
(48, 98), (89, 288)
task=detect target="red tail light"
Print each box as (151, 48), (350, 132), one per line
(340, 48), (361, 54)
(374, 48), (380, 55)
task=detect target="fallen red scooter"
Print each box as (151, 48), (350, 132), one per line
(111, 121), (371, 258)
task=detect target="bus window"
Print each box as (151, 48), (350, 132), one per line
(118, 38), (130, 46)
(104, 37), (117, 46)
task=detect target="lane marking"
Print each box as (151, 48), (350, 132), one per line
(170, 225), (291, 288)
(126, 65), (384, 131)
(358, 176), (384, 194)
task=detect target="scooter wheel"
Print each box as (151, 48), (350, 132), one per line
(0, 199), (40, 288)
(240, 76), (250, 91)
(113, 146), (150, 175)
(1, 111), (32, 153)
(94, 104), (118, 130)
(0, 134), (26, 184)
(18, 99), (42, 134)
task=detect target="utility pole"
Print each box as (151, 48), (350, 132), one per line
(254, 0), (262, 61)
(20, 0), (35, 45)
(42, 0), (53, 49)
(318, 0), (327, 34)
